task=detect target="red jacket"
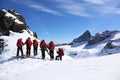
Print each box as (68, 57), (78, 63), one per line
(40, 40), (47, 49)
(25, 38), (32, 48)
(49, 41), (55, 50)
(33, 39), (38, 47)
(16, 38), (24, 47)
(57, 48), (64, 56)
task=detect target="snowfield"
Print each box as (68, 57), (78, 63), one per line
(0, 54), (120, 80)
(0, 31), (120, 80)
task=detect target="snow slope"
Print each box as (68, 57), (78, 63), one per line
(0, 54), (120, 80)
(0, 30), (120, 80)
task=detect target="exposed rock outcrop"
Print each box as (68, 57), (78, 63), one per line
(104, 40), (116, 49)
(0, 9), (35, 35)
(73, 30), (91, 43)
(0, 39), (4, 54)
(0, 9), (38, 54)
(87, 30), (118, 46)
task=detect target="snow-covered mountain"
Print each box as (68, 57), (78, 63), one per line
(0, 9), (37, 37)
(70, 30), (120, 58)
(0, 9), (38, 53)
(0, 9), (120, 80)
(0, 29), (120, 80)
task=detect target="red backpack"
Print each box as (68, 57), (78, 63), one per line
(33, 40), (38, 47)
(57, 48), (64, 56)
(49, 41), (55, 50)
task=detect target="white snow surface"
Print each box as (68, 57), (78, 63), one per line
(0, 31), (120, 80)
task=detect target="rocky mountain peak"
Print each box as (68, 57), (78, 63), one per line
(0, 9), (37, 38)
(73, 30), (91, 42)
(87, 30), (119, 46)
(7, 9), (26, 24)
(72, 30), (119, 47)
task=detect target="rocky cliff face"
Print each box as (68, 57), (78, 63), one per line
(87, 30), (118, 46)
(0, 39), (4, 54)
(73, 30), (91, 43)
(0, 9), (38, 53)
(0, 9), (38, 38)
(0, 9), (27, 35)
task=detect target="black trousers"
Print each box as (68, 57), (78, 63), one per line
(33, 46), (38, 56)
(41, 48), (45, 59)
(49, 50), (54, 60)
(26, 47), (31, 56)
(17, 47), (23, 56)
(55, 55), (62, 60)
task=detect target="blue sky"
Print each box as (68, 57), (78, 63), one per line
(1, 0), (120, 43)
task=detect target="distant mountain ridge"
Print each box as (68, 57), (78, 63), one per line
(72, 30), (119, 46)
(71, 30), (120, 56)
